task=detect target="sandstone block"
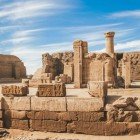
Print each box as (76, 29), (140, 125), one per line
(58, 112), (77, 121)
(36, 83), (66, 97)
(27, 111), (58, 120)
(67, 97), (104, 111)
(31, 97), (66, 111)
(88, 81), (107, 98)
(74, 121), (105, 135)
(105, 123), (128, 136)
(74, 121), (129, 135)
(77, 112), (106, 122)
(5, 110), (27, 119)
(0, 84), (29, 96)
(11, 119), (29, 130)
(30, 120), (67, 132)
(2, 96), (31, 110)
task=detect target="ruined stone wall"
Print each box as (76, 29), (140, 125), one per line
(0, 93), (140, 135)
(42, 52), (74, 80)
(117, 52), (140, 82)
(82, 53), (116, 86)
(123, 52), (140, 81)
(0, 55), (26, 82)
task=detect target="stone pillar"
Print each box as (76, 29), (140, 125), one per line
(73, 40), (88, 88)
(122, 61), (131, 88)
(104, 32), (115, 57)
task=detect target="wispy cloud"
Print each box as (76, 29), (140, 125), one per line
(0, 28), (47, 45)
(109, 10), (140, 18)
(98, 40), (140, 52)
(9, 41), (73, 74)
(115, 40), (140, 52)
(12, 28), (46, 38)
(0, 0), (68, 21)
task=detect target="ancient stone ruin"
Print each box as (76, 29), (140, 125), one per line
(0, 32), (140, 136)
(29, 31), (140, 89)
(0, 54), (26, 83)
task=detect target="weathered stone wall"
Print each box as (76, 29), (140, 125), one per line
(81, 53), (116, 87)
(0, 54), (26, 82)
(42, 52), (74, 80)
(122, 53), (140, 81)
(0, 95), (140, 135)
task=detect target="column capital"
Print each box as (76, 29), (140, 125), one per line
(104, 32), (115, 38)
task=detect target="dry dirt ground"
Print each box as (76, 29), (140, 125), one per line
(0, 129), (140, 140)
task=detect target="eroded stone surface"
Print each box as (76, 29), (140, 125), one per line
(112, 97), (140, 111)
(2, 96), (30, 110)
(36, 83), (66, 97)
(88, 81), (107, 98)
(67, 97), (104, 111)
(0, 84), (29, 96)
(31, 97), (66, 111)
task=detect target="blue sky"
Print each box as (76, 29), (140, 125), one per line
(0, 0), (140, 74)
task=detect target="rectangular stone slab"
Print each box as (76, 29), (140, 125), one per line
(0, 84), (29, 96)
(2, 96), (31, 110)
(88, 81), (107, 98)
(66, 97), (104, 111)
(36, 83), (66, 97)
(31, 97), (66, 111)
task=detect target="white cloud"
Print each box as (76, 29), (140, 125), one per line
(12, 28), (46, 38)
(115, 40), (140, 52)
(0, 25), (21, 33)
(0, 28), (46, 45)
(97, 40), (140, 52)
(0, 0), (68, 21)
(109, 10), (140, 18)
(0, 37), (33, 45)
(9, 41), (73, 74)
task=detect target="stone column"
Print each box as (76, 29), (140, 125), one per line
(122, 61), (131, 88)
(73, 40), (88, 88)
(104, 32), (115, 57)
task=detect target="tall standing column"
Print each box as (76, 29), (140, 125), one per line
(104, 32), (117, 87)
(104, 32), (115, 57)
(73, 40), (88, 88)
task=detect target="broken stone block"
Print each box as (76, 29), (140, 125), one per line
(0, 84), (29, 97)
(112, 97), (140, 111)
(36, 83), (66, 97)
(31, 96), (66, 111)
(88, 81), (107, 98)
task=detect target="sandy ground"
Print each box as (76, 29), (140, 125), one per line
(0, 129), (140, 140)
